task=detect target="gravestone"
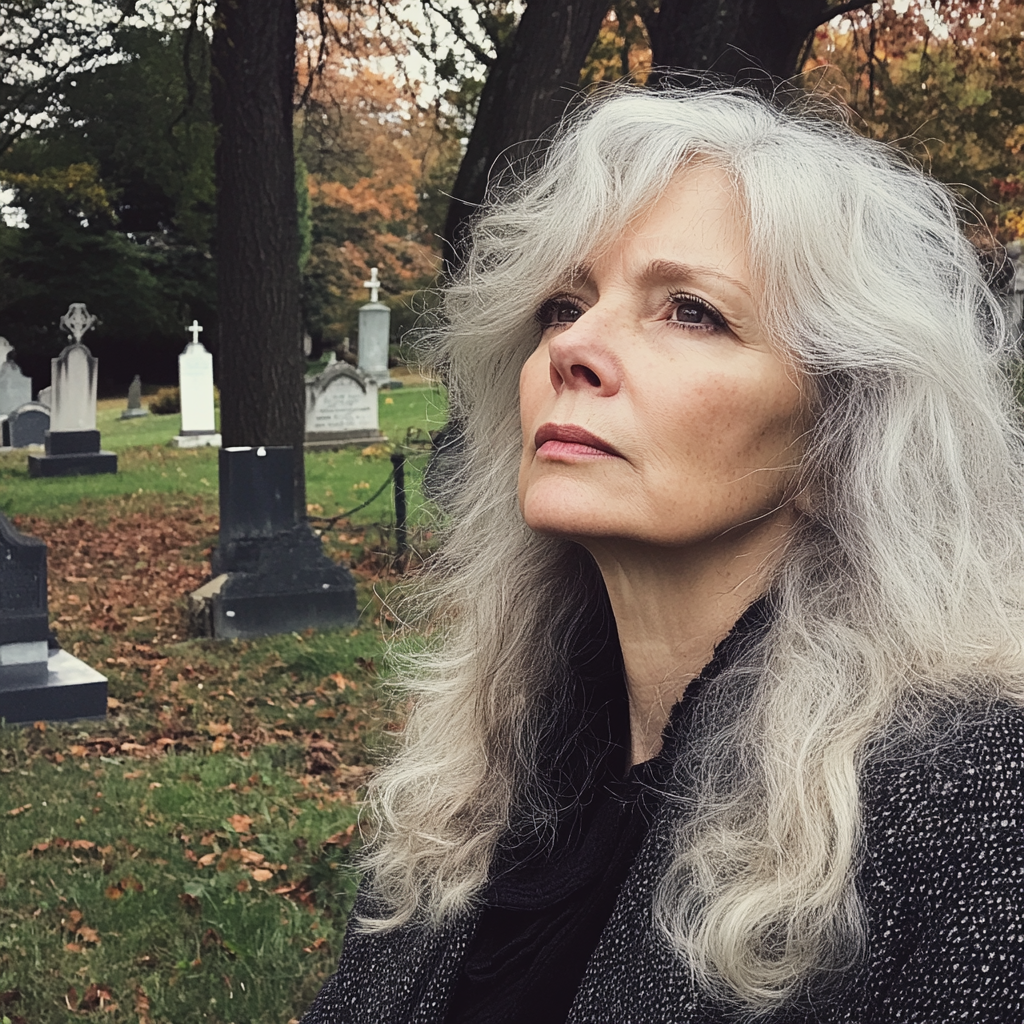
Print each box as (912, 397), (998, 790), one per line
(304, 362), (384, 449)
(0, 351), (31, 418)
(28, 304), (117, 477)
(188, 446), (357, 639)
(0, 514), (106, 723)
(37, 386), (51, 409)
(3, 403), (50, 448)
(357, 268), (401, 389)
(120, 374), (149, 419)
(0, 338), (11, 363)
(173, 321), (221, 448)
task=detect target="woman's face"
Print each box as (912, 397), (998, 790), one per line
(517, 163), (809, 553)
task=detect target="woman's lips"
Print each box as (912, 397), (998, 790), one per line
(534, 423), (622, 460)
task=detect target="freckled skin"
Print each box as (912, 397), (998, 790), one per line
(517, 165), (810, 763)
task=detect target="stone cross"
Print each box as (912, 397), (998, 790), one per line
(363, 268), (382, 303)
(59, 303), (97, 344)
(187, 320), (203, 344)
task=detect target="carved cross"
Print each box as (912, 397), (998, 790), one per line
(59, 303), (97, 344)
(186, 320), (203, 344)
(363, 267), (382, 303)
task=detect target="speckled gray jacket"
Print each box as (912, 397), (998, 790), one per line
(300, 702), (1024, 1024)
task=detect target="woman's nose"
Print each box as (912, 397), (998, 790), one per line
(546, 311), (622, 398)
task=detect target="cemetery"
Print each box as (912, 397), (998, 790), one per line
(0, 361), (445, 1020)
(4, 0), (1024, 1018)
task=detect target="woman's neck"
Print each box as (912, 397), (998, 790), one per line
(584, 513), (795, 765)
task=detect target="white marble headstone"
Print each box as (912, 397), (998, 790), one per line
(0, 338), (12, 364)
(305, 364), (381, 442)
(0, 359), (31, 417)
(357, 268), (393, 388)
(50, 343), (97, 433)
(179, 341), (217, 434)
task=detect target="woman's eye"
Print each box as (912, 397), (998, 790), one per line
(535, 297), (584, 329)
(669, 293), (726, 330)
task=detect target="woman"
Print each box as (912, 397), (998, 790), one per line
(302, 88), (1024, 1022)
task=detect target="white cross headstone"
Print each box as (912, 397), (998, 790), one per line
(51, 305), (99, 433)
(357, 267), (394, 388)
(363, 267), (382, 303)
(59, 303), (97, 344)
(174, 321), (221, 448)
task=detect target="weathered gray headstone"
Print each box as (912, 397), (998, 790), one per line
(304, 362), (383, 449)
(0, 357), (31, 418)
(174, 321), (221, 448)
(120, 374), (149, 419)
(357, 268), (401, 389)
(28, 303), (117, 477)
(0, 513), (106, 723)
(3, 403), (50, 448)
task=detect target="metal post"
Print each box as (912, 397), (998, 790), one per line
(391, 451), (407, 561)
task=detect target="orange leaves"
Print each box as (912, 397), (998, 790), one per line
(6, 804), (31, 817)
(323, 824), (356, 850)
(226, 813), (254, 834)
(63, 908), (101, 952)
(104, 877), (143, 900)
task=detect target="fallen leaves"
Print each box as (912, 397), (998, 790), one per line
(65, 983), (116, 1012)
(104, 877), (143, 900)
(6, 805), (31, 817)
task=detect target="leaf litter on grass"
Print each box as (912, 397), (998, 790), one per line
(0, 497), (412, 1022)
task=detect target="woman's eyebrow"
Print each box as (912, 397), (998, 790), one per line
(642, 258), (752, 298)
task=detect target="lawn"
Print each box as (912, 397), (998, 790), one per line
(0, 384), (448, 1023)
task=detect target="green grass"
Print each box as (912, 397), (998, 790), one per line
(0, 386), (448, 525)
(0, 380), (449, 1022)
(0, 747), (361, 1023)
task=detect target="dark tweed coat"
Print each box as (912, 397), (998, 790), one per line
(300, 702), (1024, 1024)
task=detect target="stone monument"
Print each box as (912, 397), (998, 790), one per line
(2, 403), (50, 448)
(357, 268), (401, 389)
(188, 446), (357, 639)
(120, 374), (149, 419)
(0, 343), (31, 419)
(37, 386), (51, 409)
(0, 514), (106, 723)
(28, 303), (117, 477)
(173, 321), (221, 448)
(304, 362), (384, 449)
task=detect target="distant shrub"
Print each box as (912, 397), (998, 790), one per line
(150, 387), (180, 414)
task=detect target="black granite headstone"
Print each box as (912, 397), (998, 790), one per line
(0, 514), (107, 723)
(190, 446), (357, 639)
(3, 403), (50, 448)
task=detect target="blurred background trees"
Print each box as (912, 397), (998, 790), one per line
(2, 0), (1023, 399)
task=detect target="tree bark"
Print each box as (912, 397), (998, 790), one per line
(442, 0), (610, 271)
(648, 0), (871, 89)
(211, 0), (305, 514)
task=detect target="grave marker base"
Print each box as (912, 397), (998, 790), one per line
(28, 451), (117, 477)
(173, 432), (222, 449)
(190, 525), (357, 640)
(0, 649), (106, 724)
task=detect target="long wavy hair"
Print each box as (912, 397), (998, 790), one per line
(357, 87), (1024, 1014)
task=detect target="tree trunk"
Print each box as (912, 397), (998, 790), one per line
(442, 0), (610, 271)
(648, 0), (870, 88)
(211, 0), (305, 514)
